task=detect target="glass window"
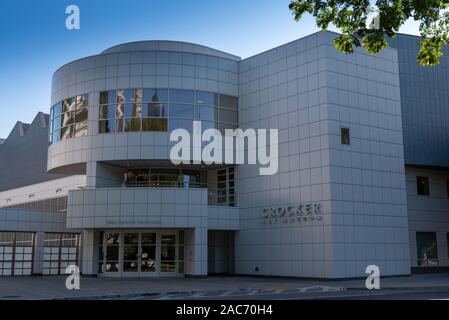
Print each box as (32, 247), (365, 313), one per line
(142, 118), (167, 131)
(143, 102), (166, 117)
(52, 102), (62, 117)
(161, 235), (176, 272)
(116, 103), (125, 119)
(62, 98), (75, 112)
(52, 116), (62, 131)
(75, 95), (88, 110)
(100, 91), (116, 105)
(195, 106), (217, 122)
(143, 89), (168, 103)
(124, 118), (142, 132)
(105, 232), (119, 273)
(75, 108), (88, 123)
(169, 104), (194, 119)
(100, 105), (116, 119)
(196, 91), (218, 106)
(62, 112), (75, 127)
(219, 108), (238, 124)
(75, 122), (88, 137)
(341, 127), (350, 145)
(99, 119), (116, 133)
(219, 94), (238, 109)
(169, 119), (193, 132)
(170, 89), (194, 104)
(123, 103), (142, 118)
(50, 94), (89, 144)
(416, 232), (438, 266)
(417, 176), (430, 196)
(60, 125), (74, 141)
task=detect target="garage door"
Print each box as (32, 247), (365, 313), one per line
(43, 233), (79, 275)
(0, 232), (35, 276)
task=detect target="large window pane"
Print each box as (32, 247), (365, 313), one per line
(417, 232), (438, 266)
(143, 89), (168, 103)
(62, 98), (75, 112)
(142, 118), (167, 131)
(75, 122), (88, 137)
(52, 116), (62, 131)
(219, 108), (238, 124)
(52, 103), (62, 117)
(75, 95), (88, 110)
(196, 91), (218, 106)
(124, 118), (141, 132)
(100, 91), (115, 105)
(62, 112), (75, 127)
(51, 130), (61, 144)
(116, 103), (125, 119)
(143, 102), (166, 117)
(100, 105), (116, 119)
(60, 125), (74, 141)
(195, 106), (217, 122)
(75, 108), (88, 123)
(169, 104), (194, 119)
(124, 103), (142, 118)
(99, 119), (116, 133)
(170, 89), (194, 104)
(219, 95), (238, 109)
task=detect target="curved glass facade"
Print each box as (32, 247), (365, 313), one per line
(49, 95), (88, 144)
(99, 88), (238, 134)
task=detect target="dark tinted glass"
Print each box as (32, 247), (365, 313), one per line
(219, 94), (238, 108)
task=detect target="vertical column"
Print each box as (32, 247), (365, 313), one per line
(33, 231), (45, 276)
(81, 229), (99, 276)
(184, 228), (207, 277)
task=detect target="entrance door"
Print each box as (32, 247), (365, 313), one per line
(122, 232), (158, 277)
(100, 231), (182, 277)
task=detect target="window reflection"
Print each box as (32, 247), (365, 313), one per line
(49, 95), (88, 144)
(97, 89), (238, 135)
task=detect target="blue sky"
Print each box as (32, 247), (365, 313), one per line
(0, 0), (420, 139)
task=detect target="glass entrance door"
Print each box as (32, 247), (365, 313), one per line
(99, 230), (182, 277)
(122, 232), (158, 277)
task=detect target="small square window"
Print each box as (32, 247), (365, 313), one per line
(417, 176), (430, 196)
(341, 127), (350, 145)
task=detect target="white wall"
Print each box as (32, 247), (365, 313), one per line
(236, 31), (410, 278)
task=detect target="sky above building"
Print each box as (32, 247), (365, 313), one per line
(0, 0), (420, 139)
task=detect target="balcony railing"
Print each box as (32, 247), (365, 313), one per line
(77, 182), (235, 207)
(122, 180), (207, 188)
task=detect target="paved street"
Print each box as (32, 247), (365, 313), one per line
(0, 274), (449, 300)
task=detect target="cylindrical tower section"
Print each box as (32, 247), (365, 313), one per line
(47, 41), (240, 174)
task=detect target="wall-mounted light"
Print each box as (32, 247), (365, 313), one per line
(28, 193), (35, 198)
(56, 188), (63, 193)
(6, 198), (11, 203)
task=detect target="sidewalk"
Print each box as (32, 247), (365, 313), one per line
(0, 274), (448, 300)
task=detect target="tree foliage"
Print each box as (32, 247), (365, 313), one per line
(289, 0), (449, 66)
